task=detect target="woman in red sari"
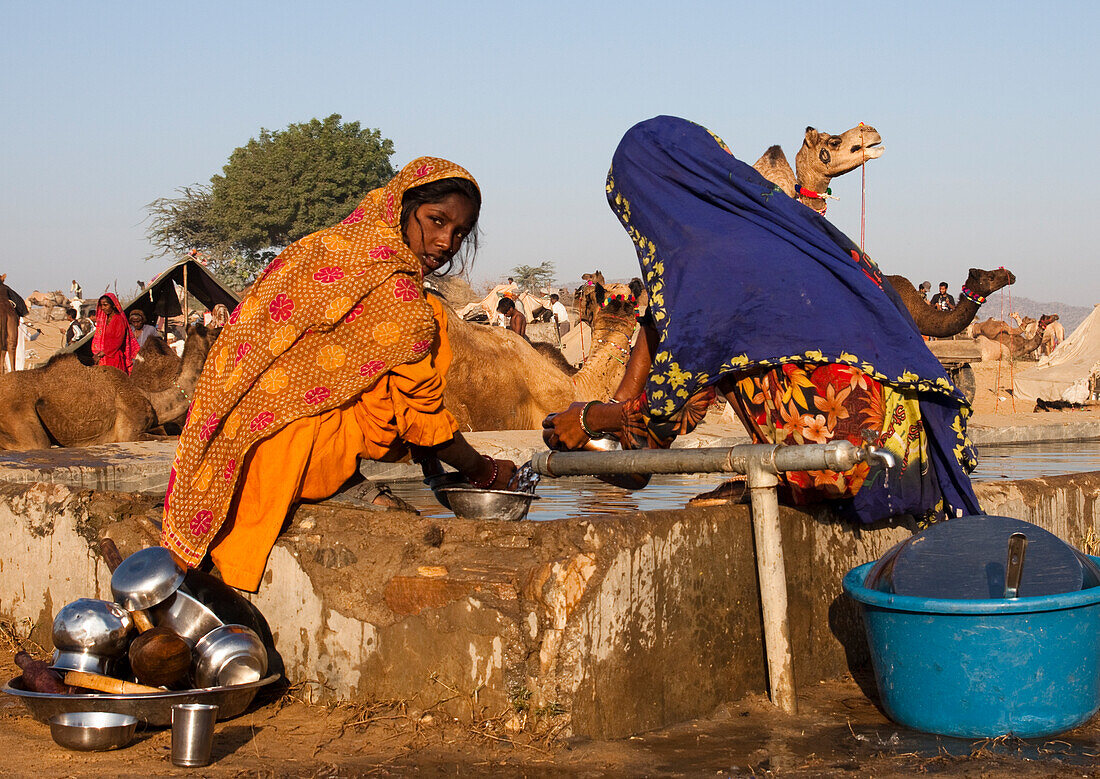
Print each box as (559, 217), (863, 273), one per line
(91, 293), (139, 374)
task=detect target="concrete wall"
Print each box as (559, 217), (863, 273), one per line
(2, 473), (1099, 739)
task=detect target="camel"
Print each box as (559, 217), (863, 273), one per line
(1042, 318), (1066, 356)
(0, 276), (24, 374)
(886, 268), (1017, 338)
(977, 314), (1058, 362)
(443, 281), (638, 430)
(25, 290), (69, 320)
(752, 125), (1017, 336)
(753, 124), (884, 214)
(0, 324), (218, 450)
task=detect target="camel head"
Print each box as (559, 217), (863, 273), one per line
(963, 267), (1016, 298)
(1038, 314), (1059, 330)
(794, 124), (884, 185)
(575, 271), (606, 326)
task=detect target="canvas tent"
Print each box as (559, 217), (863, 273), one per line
(1013, 304), (1100, 403)
(60, 257), (240, 364)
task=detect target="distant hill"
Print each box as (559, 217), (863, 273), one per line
(982, 292), (1094, 333)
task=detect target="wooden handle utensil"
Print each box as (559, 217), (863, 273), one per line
(63, 670), (164, 695)
(99, 536), (193, 688)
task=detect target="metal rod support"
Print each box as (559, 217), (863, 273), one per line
(528, 439), (874, 715)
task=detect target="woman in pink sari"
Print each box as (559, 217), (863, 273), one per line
(91, 293), (139, 374)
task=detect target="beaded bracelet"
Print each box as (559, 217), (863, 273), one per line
(579, 400), (607, 440)
(468, 455), (498, 489)
(960, 285), (986, 305)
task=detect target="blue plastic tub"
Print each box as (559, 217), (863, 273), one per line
(843, 557), (1100, 738)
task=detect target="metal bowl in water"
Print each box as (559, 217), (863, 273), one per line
(151, 590), (223, 645)
(111, 546), (185, 611)
(434, 487), (539, 522)
(193, 625), (268, 688)
(51, 599), (133, 673)
(49, 711), (138, 751)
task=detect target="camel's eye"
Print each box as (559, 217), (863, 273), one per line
(828, 137), (841, 148)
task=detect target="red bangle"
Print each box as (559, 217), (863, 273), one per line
(468, 455), (498, 489)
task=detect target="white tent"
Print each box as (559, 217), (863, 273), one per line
(1013, 304), (1100, 403)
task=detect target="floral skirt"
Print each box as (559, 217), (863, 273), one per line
(620, 362), (933, 518)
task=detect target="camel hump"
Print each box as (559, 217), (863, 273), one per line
(752, 146), (796, 197)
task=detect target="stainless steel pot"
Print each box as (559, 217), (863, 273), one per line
(111, 546), (185, 611)
(150, 590), (223, 645)
(193, 625), (267, 688)
(51, 599), (133, 674)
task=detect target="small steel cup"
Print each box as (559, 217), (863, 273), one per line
(171, 703), (218, 767)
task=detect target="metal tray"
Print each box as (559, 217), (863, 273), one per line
(3, 674), (280, 727)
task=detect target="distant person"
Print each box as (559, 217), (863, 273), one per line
(497, 297), (527, 339)
(930, 282), (956, 312)
(128, 309), (159, 347)
(70, 279), (82, 300)
(203, 303), (230, 328)
(92, 293), (139, 373)
(63, 308), (83, 346)
(549, 293), (571, 337)
(918, 281), (932, 304)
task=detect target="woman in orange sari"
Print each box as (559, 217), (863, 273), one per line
(92, 293), (139, 373)
(162, 158), (516, 591)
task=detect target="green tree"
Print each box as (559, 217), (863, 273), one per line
(146, 114), (395, 287)
(510, 261), (556, 293)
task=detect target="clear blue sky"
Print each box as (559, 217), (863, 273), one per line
(2, 1), (1097, 306)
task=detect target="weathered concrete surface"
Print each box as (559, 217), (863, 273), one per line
(2, 472), (1099, 739)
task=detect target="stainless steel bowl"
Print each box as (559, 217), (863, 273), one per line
(433, 487), (539, 522)
(6, 674), (279, 727)
(582, 436), (622, 452)
(51, 599), (133, 673)
(49, 711), (138, 751)
(193, 625), (268, 688)
(111, 546), (185, 611)
(51, 649), (112, 676)
(151, 590), (223, 645)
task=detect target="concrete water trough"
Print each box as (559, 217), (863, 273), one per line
(1, 435), (1100, 739)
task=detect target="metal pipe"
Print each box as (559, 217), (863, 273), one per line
(530, 441), (866, 479)
(746, 457), (796, 713)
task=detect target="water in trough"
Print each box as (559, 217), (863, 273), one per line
(386, 441), (1100, 521)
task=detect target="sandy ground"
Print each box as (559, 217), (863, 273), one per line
(3, 639), (1098, 777)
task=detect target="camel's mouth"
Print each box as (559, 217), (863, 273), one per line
(857, 140), (884, 159)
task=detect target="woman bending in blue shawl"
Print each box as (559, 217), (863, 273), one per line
(543, 116), (980, 524)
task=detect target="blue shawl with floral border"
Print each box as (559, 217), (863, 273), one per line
(607, 116), (980, 520)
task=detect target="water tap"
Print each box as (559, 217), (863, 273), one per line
(860, 429), (898, 470)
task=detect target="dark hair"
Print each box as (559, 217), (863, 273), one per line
(549, 293), (559, 301)
(399, 177), (481, 277)
(497, 297), (515, 313)
(65, 307), (77, 319)
(939, 282), (948, 288)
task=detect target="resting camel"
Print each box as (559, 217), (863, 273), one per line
(0, 324), (218, 450)
(443, 281), (638, 431)
(977, 314), (1058, 362)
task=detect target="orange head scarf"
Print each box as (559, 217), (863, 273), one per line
(162, 157), (478, 566)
